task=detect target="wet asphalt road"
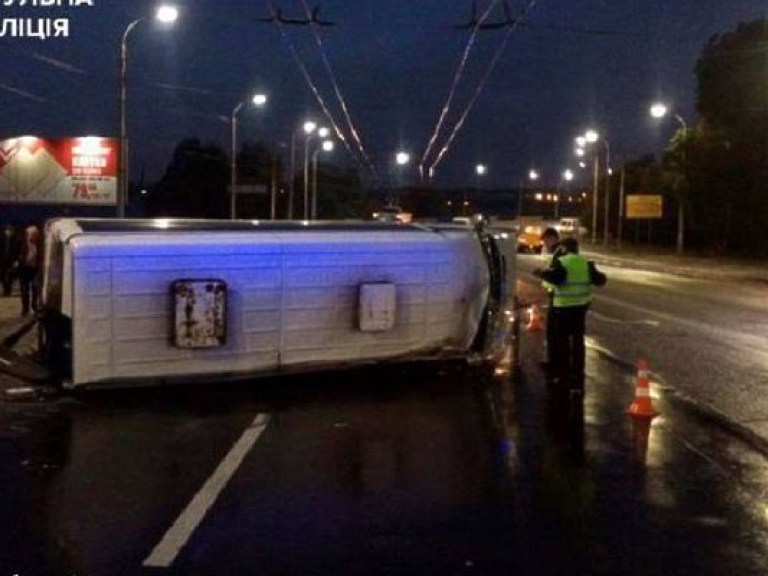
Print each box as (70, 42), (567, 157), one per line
(2, 320), (768, 575)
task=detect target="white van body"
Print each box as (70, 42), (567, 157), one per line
(558, 218), (588, 238)
(40, 219), (515, 389)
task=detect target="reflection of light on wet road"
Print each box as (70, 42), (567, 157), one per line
(595, 266), (697, 288)
(144, 413), (269, 568)
(590, 310), (660, 327)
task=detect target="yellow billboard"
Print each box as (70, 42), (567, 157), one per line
(626, 195), (663, 219)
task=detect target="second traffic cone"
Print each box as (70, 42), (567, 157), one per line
(526, 305), (543, 332)
(627, 359), (659, 419)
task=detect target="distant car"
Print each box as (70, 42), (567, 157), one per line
(517, 225), (544, 253)
(372, 206), (412, 223)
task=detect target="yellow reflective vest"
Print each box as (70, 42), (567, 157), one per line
(552, 253), (592, 308)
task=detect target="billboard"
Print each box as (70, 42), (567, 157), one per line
(626, 194), (663, 219)
(0, 136), (118, 205)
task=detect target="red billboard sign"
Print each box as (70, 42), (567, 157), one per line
(0, 136), (118, 205)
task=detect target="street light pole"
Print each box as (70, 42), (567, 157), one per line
(521, 169), (539, 217)
(230, 101), (244, 220)
(230, 93), (267, 220)
(675, 116), (688, 256)
(591, 152), (599, 243)
(561, 169), (573, 220)
(393, 151), (411, 207)
(582, 130), (610, 244)
(117, 5), (178, 219)
(650, 103), (689, 255)
(301, 122), (317, 219)
(472, 163), (487, 216)
(118, 18), (141, 219)
(602, 138), (611, 247)
(288, 132), (296, 219)
(311, 140), (334, 220)
(303, 135), (314, 220)
(617, 164), (626, 248)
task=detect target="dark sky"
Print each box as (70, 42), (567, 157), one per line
(1, 0), (766, 190)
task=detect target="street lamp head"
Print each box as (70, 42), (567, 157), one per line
(563, 169), (574, 181)
(317, 127), (330, 138)
(251, 93), (267, 107)
(575, 148), (585, 157)
(585, 130), (599, 143)
(155, 5), (179, 24)
(529, 169), (539, 181)
(303, 121), (317, 135)
(395, 151), (410, 166)
(575, 136), (587, 148)
(650, 103), (668, 119)
(475, 163), (487, 176)
(321, 140), (334, 152)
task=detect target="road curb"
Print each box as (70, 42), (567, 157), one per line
(589, 344), (768, 459)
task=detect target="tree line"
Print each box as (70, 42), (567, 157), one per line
(139, 138), (366, 221)
(611, 18), (768, 255)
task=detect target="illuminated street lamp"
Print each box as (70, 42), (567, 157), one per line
(311, 139), (334, 220)
(649, 102), (688, 131)
(389, 151), (411, 206)
(650, 102), (688, 254)
(557, 169), (574, 218)
(465, 163), (487, 215)
(580, 129), (610, 244)
(118, 4), (178, 218)
(230, 92), (268, 219)
(518, 169), (540, 216)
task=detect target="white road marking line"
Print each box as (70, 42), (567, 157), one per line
(143, 413), (269, 568)
(590, 310), (660, 326)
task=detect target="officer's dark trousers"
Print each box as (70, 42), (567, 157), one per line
(545, 293), (556, 367)
(551, 305), (588, 392)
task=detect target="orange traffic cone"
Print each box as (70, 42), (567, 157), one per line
(627, 359), (659, 419)
(526, 305), (543, 332)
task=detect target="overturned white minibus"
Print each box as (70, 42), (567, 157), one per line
(10, 219), (516, 389)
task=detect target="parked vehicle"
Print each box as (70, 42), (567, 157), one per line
(2, 219), (518, 389)
(557, 217), (588, 238)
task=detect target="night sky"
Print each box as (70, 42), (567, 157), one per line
(1, 0), (766, 191)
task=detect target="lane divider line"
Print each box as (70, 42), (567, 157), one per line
(143, 413), (269, 568)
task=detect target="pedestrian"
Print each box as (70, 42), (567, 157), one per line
(533, 236), (606, 399)
(0, 223), (20, 296)
(537, 227), (566, 376)
(18, 224), (42, 316)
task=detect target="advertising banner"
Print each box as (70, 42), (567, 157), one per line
(0, 136), (118, 205)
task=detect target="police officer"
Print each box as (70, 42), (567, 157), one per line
(537, 227), (565, 377)
(534, 236), (606, 398)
